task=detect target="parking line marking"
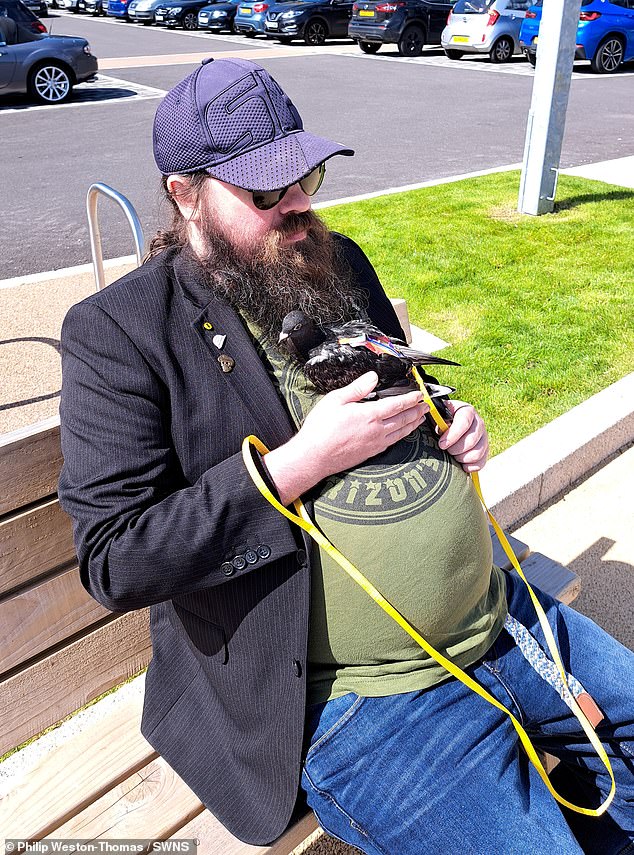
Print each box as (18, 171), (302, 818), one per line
(99, 46), (336, 67)
(0, 74), (166, 114)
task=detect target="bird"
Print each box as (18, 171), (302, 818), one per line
(277, 310), (459, 410)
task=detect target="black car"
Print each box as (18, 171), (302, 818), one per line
(264, 0), (353, 45)
(197, 0), (240, 31)
(154, 0), (209, 27)
(349, 0), (452, 55)
(0, 0), (47, 33)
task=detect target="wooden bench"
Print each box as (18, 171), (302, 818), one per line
(0, 416), (580, 854)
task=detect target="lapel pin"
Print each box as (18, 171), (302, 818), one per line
(203, 321), (213, 331)
(212, 334), (227, 350)
(218, 354), (235, 373)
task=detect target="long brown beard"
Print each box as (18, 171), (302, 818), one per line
(193, 205), (367, 343)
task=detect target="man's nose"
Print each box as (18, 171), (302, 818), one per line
(278, 181), (311, 215)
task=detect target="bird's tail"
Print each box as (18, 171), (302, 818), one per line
(398, 347), (460, 367)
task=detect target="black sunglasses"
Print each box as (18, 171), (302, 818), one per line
(251, 163), (326, 211)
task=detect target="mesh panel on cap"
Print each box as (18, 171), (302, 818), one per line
(207, 96), (275, 155)
(262, 74), (302, 132)
(154, 72), (204, 174)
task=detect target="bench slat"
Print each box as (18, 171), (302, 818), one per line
(0, 419), (61, 516)
(0, 565), (111, 676)
(48, 756), (202, 839)
(172, 809), (319, 855)
(0, 498), (75, 595)
(0, 692), (155, 840)
(0, 609), (151, 756)
(515, 552), (581, 606)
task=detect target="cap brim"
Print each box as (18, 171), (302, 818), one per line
(205, 130), (354, 192)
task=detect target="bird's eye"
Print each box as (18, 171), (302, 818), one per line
(293, 323), (302, 331)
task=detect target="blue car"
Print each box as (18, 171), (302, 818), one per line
(519, 0), (634, 73)
(105, 0), (132, 16)
(234, 0), (270, 35)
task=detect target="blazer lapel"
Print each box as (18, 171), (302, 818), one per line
(173, 251), (296, 450)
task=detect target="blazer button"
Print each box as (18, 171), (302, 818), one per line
(245, 549), (258, 565)
(232, 555), (247, 571)
(220, 562), (234, 576)
(256, 545), (271, 559)
(297, 549), (307, 566)
(293, 659), (302, 678)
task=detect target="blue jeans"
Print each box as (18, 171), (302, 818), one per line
(301, 571), (634, 855)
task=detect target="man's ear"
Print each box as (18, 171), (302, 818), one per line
(166, 175), (200, 221)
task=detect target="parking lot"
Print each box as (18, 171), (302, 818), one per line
(1, 8), (633, 279)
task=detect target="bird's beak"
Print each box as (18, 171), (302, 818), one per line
(278, 332), (289, 343)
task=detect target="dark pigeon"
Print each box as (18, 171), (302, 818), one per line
(278, 310), (459, 412)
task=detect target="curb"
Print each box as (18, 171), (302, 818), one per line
(479, 372), (634, 530)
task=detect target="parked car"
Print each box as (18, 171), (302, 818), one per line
(264, 0), (353, 43)
(234, 0), (270, 35)
(21, 0), (48, 16)
(56, 0), (83, 10)
(0, 0), (47, 33)
(127, 0), (163, 21)
(349, 0), (453, 55)
(520, 0), (634, 72)
(0, 29), (98, 103)
(441, 0), (530, 63)
(197, 0), (240, 30)
(154, 0), (208, 26)
(83, 0), (106, 13)
(105, 0), (132, 17)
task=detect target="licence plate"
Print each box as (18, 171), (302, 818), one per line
(240, 6), (252, 13)
(359, 8), (374, 15)
(265, 20), (278, 27)
(452, 35), (469, 43)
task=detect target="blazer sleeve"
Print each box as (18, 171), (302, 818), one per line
(58, 300), (299, 613)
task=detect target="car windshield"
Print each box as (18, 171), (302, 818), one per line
(452, 0), (495, 13)
(0, 1), (38, 21)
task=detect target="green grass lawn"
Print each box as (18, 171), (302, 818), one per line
(321, 171), (634, 456)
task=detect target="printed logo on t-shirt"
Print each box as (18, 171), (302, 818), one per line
(313, 428), (453, 525)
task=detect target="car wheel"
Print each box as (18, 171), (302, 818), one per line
(490, 35), (513, 63)
(444, 49), (463, 60)
(359, 40), (380, 54)
(526, 51), (536, 67)
(398, 24), (425, 57)
(28, 62), (73, 104)
(182, 11), (198, 28)
(590, 36), (624, 73)
(304, 18), (327, 46)
(245, 31), (256, 37)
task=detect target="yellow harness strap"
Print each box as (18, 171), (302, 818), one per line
(241, 367), (615, 817)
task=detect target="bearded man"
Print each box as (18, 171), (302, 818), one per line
(59, 58), (634, 854)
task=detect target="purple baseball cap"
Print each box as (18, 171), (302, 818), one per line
(153, 57), (354, 192)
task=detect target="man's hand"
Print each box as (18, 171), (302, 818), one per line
(437, 399), (489, 473)
(264, 371), (429, 506)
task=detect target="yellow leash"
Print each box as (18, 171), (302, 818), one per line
(241, 366), (615, 816)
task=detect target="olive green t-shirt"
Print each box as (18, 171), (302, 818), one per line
(243, 319), (507, 705)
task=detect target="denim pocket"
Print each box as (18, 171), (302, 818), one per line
(305, 693), (365, 762)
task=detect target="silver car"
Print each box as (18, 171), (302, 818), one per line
(0, 31), (98, 103)
(441, 0), (531, 62)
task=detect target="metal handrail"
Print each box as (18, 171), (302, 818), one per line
(86, 183), (144, 291)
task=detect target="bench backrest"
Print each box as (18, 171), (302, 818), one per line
(0, 417), (151, 758)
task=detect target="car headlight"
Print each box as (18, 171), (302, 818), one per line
(169, 5), (182, 11)
(211, 8), (225, 15)
(281, 9), (301, 16)
(83, 44), (92, 54)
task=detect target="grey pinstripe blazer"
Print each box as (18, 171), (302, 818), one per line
(58, 238), (404, 845)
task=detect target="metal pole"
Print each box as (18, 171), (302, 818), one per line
(518, 0), (582, 215)
(86, 183), (145, 291)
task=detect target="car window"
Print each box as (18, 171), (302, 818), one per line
(0, 0), (38, 20)
(453, 0), (495, 12)
(607, 0), (629, 7)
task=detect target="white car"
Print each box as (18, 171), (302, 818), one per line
(441, 0), (530, 62)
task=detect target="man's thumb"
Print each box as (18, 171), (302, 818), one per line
(336, 371), (379, 403)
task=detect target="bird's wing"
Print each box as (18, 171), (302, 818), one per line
(394, 345), (460, 367)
